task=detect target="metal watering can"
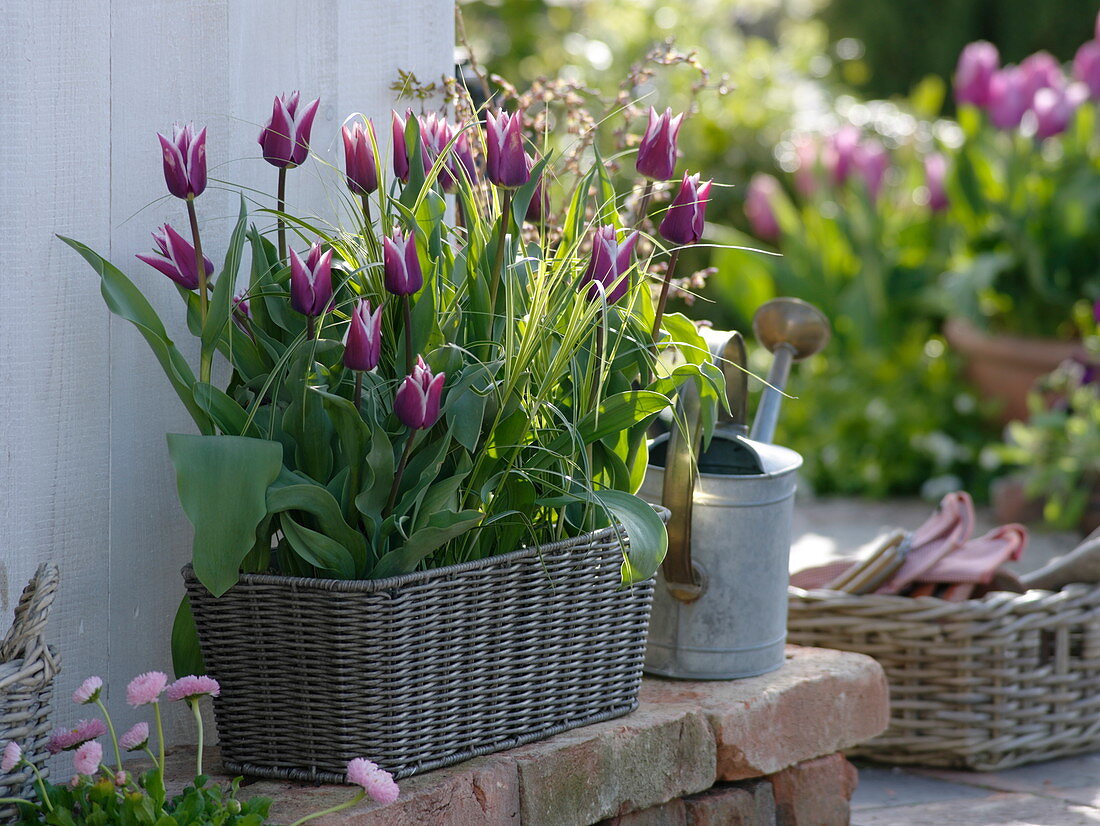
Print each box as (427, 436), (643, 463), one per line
(642, 298), (830, 679)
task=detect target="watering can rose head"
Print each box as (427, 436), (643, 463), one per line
(289, 242), (334, 317)
(395, 357), (445, 430)
(157, 122), (207, 200)
(259, 91), (320, 169)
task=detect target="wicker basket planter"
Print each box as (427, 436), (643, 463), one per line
(0, 564), (60, 821)
(184, 519), (661, 783)
(788, 583), (1100, 770)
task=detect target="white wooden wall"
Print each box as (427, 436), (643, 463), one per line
(1, 0), (454, 748)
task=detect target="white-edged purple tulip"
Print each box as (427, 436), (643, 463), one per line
(580, 225), (639, 304)
(485, 109), (530, 188)
(394, 356), (445, 430)
(382, 231), (423, 296)
(157, 123), (207, 200)
(344, 299), (383, 371)
(342, 119), (379, 196)
(259, 91), (320, 169)
(636, 107), (684, 181)
(289, 243), (333, 317)
(136, 224), (213, 290)
(659, 172), (712, 246)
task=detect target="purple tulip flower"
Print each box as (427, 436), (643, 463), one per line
(383, 231), (423, 296)
(923, 153), (949, 212)
(988, 67), (1031, 130)
(452, 126), (478, 185)
(394, 356), (445, 430)
(258, 92), (320, 169)
(1074, 41), (1100, 100)
(343, 299), (383, 371)
(659, 173), (712, 247)
(744, 173), (782, 242)
(524, 152), (549, 222)
(342, 119), (378, 196)
(581, 225), (639, 304)
(289, 243), (333, 317)
(157, 123), (207, 200)
(420, 113), (457, 191)
(485, 109), (530, 188)
(636, 107), (684, 181)
(136, 224), (213, 290)
(955, 41), (1000, 107)
(853, 138), (890, 199)
(823, 125), (861, 187)
(792, 136), (820, 197)
(392, 109), (412, 183)
(1020, 51), (1064, 101)
(1033, 83), (1087, 140)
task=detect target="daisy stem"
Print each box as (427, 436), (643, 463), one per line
(190, 699), (204, 778)
(94, 698), (123, 771)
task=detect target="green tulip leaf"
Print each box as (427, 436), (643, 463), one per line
(278, 512), (356, 579)
(589, 489), (668, 585)
(167, 434), (283, 597)
(371, 509), (484, 578)
(170, 596), (205, 679)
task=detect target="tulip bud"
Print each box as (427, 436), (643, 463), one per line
(923, 153), (949, 212)
(525, 152), (549, 223)
(421, 113), (457, 191)
(1020, 51), (1064, 101)
(1033, 83), (1087, 140)
(485, 110), (530, 188)
(232, 290), (252, 335)
(392, 109), (411, 183)
(258, 91), (320, 169)
(136, 224), (213, 290)
(853, 138), (889, 199)
(394, 356), (445, 430)
(383, 231), (423, 296)
(955, 41), (1000, 107)
(822, 125), (860, 187)
(343, 299), (383, 371)
(988, 67), (1031, 129)
(157, 123), (207, 200)
(452, 126), (478, 186)
(636, 107), (684, 181)
(289, 243), (334, 317)
(659, 172), (712, 247)
(744, 173), (782, 242)
(1074, 41), (1100, 100)
(342, 119), (379, 196)
(581, 226), (639, 304)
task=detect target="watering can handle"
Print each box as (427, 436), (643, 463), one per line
(661, 378), (704, 602)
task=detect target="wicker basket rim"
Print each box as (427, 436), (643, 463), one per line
(183, 504), (670, 594)
(788, 581), (1098, 609)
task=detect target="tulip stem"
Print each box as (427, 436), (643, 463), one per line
(277, 168), (288, 263)
(187, 200), (213, 385)
(360, 193), (373, 231)
(650, 248), (680, 343)
(306, 316), (316, 341)
(634, 180), (654, 229)
(588, 305), (606, 414)
(401, 295), (415, 376)
(384, 432), (417, 518)
(489, 190), (513, 312)
(353, 372), (364, 411)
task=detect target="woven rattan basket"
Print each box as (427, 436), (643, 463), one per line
(789, 583), (1100, 770)
(185, 517), (663, 783)
(0, 564), (60, 820)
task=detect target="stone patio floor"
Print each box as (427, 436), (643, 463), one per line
(791, 497), (1100, 826)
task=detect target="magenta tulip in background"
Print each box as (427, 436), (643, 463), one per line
(923, 153), (949, 212)
(344, 299), (383, 372)
(955, 41), (1000, 107)
(342, 120), (379, 196)
(525, 152), (549, 222)
(1074, 41), (1100, 100)
(660, 172), (712, 246)
(1033, 83), (1087, 139)
(988, 66), (1031, 129)
(853, 139), (890, 199)
(289, 243), (333, 317)
(1019, 51), (1064, 101)
(636, 107), (684, 181)
(485, 110), (530, 188)
(136, 224), (213, 290)
(823, 125), (860, 186)
(383, 231), (423, 296)
(157, 123), (207, 200)
(452, 126), (478, 186)
(394, 356), (445, 430)
(259, 92), (320, 169)
(392, 109), (412, 183)
(792, 135), (819, 196)
(744, 173), (782, 242)
(581, 225), (639, 303)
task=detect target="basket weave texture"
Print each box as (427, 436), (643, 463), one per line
(0, 564), (60, 820)
(185, 520), (660, 783)
(789, 583), (1100, 770)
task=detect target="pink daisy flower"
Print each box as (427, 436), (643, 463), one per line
(2, 741), (21, 772)
(166, 675), (221, 702)
(46, 718), (108, 754)
(126, 671), (168, 707)
(72, 676), (103, 705)
(119, 722), (150, 752)
(73, 740), (102, 776)
(346, 757), (399, 805)
(114, 770), (129, 787)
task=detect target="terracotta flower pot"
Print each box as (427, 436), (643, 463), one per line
(944, 317), (1080, 423)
